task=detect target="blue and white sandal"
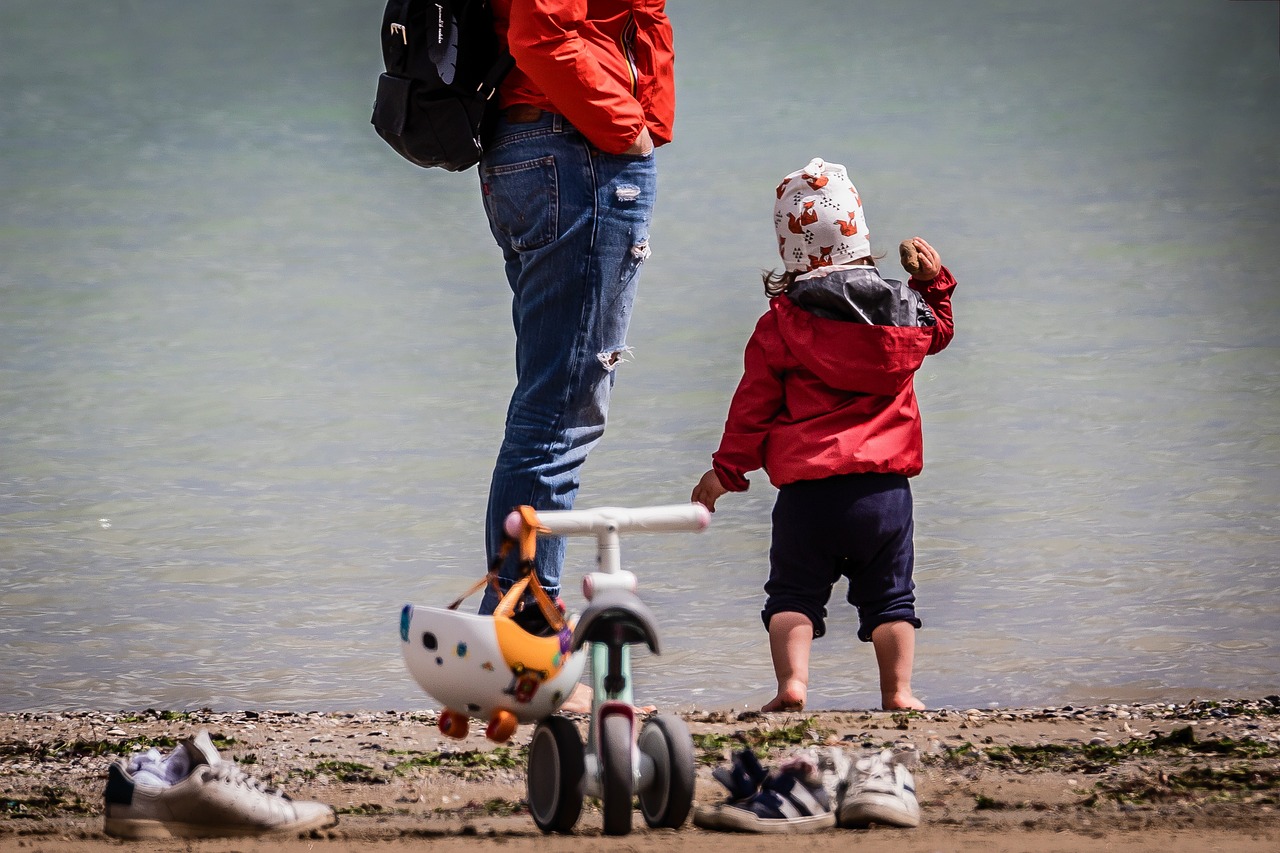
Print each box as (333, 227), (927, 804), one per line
(694, 749), (835, 833)
(710, 748), (768, 801)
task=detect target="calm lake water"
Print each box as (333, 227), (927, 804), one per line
(2, 0), (1277, 714)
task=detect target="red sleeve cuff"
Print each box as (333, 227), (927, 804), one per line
(712, 459), (751, 493)
(909, 265), (956, 294)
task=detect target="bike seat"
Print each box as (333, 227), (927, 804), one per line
(570, 588), (660, 653)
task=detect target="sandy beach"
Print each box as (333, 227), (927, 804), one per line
(2, 697), (1277, 852)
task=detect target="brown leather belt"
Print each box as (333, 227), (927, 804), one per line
(504, 104), (546, 124)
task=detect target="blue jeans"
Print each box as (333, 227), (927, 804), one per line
(476, 112), (657, 613)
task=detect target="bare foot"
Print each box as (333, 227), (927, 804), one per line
(882, 693), (926, 711)
(762, 692), (805, 713)
(559, 682), (592, 714)
(556, 683), (655, 716)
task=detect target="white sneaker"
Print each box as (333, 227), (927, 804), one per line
(837, 748), (920, 829)
(103, 731), (337, 839)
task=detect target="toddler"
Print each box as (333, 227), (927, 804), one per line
(692, 157), (957, 711)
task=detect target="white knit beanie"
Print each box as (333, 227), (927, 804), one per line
(773, 157), (871, 273)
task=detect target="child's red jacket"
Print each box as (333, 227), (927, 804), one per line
(711, 266), (957, 491)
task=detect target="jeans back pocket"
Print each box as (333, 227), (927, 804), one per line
(481, 156), (557, 252)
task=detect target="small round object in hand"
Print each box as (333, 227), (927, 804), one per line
(899, 240), (922, 276)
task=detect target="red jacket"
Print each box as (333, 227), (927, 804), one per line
(492, 0), (675, 154)
(711, 267), (957, 491)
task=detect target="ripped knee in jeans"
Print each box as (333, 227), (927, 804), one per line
(596, 345), (635, 372)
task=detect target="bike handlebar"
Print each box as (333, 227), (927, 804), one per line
(504, 503), (710, 539)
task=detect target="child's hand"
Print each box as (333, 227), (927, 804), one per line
(904, 236), (942, 281)
(691, 469), (729, 512)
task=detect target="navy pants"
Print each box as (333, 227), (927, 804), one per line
(763, 473), (921, 642)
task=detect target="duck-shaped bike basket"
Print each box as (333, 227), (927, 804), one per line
(400, 502), (710, 835)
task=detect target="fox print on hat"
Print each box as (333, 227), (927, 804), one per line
(774, 158), (871, 273)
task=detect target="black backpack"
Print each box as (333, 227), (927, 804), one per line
(371, 0), (514, 172)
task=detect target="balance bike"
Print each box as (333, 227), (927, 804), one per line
(515, 503), (710, 836)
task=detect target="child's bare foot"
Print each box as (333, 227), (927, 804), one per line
(762, 696), (804, 712)
(762, 681), (806, 712)
(882, 693), (925, 711)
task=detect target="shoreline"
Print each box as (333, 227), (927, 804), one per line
(2, 697), (1277, 852)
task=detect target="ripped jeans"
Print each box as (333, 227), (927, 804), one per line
(476, 111), (657, 612)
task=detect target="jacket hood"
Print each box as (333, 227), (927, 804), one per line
(787, 265), (935, 326)
(774, 267), (934, 396)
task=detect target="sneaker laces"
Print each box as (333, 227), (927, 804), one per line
(202, 762), (292, 800)
(846, 749), (910, 797)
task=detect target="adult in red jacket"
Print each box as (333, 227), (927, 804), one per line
(693, 158), (956, 714)
(477, 2), (675, 618)
(492, 0), (674, 154)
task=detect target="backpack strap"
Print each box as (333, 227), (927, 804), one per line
(478, 50), (516, 99)
(467, 0), (515, 99)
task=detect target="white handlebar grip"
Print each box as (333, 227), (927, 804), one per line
(504, 503), (710, 538)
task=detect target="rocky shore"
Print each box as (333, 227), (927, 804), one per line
(2, 697), (1278, 852)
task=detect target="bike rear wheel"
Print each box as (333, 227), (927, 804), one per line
(637, 714), (695, 828)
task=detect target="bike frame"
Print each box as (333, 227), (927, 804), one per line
(505, 503), (710, 798)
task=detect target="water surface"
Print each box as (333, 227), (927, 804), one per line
(1, 1), (1277, 713)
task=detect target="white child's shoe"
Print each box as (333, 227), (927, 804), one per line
(837, 748), (920, 828)
(103, 731), (337, 839)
